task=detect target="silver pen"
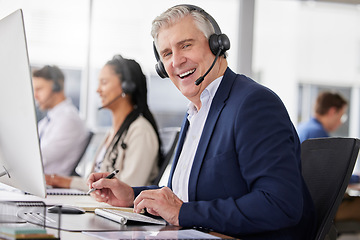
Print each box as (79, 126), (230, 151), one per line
(87, 169), (119, 194)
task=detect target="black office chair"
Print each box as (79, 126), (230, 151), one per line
(70, 131), (94, 176)
(152, 127), (181, 186)
(301, 137), (360, 240)
(334, 164), (360, 235)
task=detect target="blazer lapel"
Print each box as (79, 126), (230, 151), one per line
(167, 114), (189, 189)
(188, 68), (236, 201)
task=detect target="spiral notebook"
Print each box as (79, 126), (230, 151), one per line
(46, 188), (89, 195)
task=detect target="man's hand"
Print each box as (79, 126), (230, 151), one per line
(133, 187), (183, 226)
(87, 172), (134, 207)
(45, 174), (71, 188)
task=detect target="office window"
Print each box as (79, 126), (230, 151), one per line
(253, 0), (360, 128)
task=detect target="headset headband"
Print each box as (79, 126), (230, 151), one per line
(180, 4), (222, 34)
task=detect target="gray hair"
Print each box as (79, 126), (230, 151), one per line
(151, 5), (215, 48)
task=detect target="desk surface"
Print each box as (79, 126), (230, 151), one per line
(0, 187), (234, 239)
(46, 228), (233, 240)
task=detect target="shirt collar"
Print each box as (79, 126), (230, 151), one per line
(47, 99), (71, 119)
(187, 76), (223, 118)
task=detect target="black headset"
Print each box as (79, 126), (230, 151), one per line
(153, 4), (230, 79)
(112, 55), (136, 94)
(44, 65), (63, 92)
(52, 79), (62, 92)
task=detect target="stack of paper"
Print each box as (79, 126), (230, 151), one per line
(0, 223), (55, 239)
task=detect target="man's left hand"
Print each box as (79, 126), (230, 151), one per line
(133, 187), (183, 226)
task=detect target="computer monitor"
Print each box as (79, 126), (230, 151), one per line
(0, 9), (47, 198)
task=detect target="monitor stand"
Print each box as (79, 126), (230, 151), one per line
(0, 166), (10, 178)
(0, 214), (26, 223)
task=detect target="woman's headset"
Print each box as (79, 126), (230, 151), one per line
(112, 55), (136, 94)
(153, 4), (230, 79)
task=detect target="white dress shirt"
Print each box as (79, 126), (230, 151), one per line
(172, 76), (222, 202)
(38, 99), (89, 175)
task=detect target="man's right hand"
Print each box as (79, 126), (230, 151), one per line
(87, 172), (134, 207)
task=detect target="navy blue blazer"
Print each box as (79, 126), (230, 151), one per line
(134, 68), (316, 239)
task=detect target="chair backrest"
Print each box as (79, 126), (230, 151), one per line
(301, 137), (360, 240)
(70, 131), (94, 176)
(152, 127), (181, 186)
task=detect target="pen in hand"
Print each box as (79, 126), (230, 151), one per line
(87, 169), (119, 194)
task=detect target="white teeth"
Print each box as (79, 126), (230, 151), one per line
(179, 69), (195, 78)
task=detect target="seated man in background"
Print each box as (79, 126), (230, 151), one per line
(296, 91), (358, 182)
(32, 65), (90, 176)
(297, 91), (360, 222)
(297, 91), (348, 143)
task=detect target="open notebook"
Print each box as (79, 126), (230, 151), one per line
(46, 188), (88, 195)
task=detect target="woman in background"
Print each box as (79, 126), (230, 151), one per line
(45, 55), (163, 191)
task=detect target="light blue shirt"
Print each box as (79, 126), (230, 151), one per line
(296, 117), (329, 143)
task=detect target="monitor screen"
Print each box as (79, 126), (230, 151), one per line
(0, 9), (47, 198)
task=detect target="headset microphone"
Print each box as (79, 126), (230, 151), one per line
(98, 94), (123, 110)
(195, 47), (222, 86)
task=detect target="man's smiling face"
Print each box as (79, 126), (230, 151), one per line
(156, 15), (217, 104)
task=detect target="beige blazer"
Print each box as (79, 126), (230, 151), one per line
(71, 115), (159, 191)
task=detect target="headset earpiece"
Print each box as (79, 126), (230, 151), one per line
(121, 80), (136, 94)
(209, 33), (231, 57)
(155, 60), (168, 79)
(44, 65), (63, 92)
(153, 43), (168, 78)
(112, 55), (136, 94)
(52, 81), (61, 92)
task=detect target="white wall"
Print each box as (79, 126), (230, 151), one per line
(253, 0), (360, 127)
(253, 0), (299, 122)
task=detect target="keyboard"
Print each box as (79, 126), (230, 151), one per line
(17, 209), (57, 226)
(94, 208), (166, 225)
